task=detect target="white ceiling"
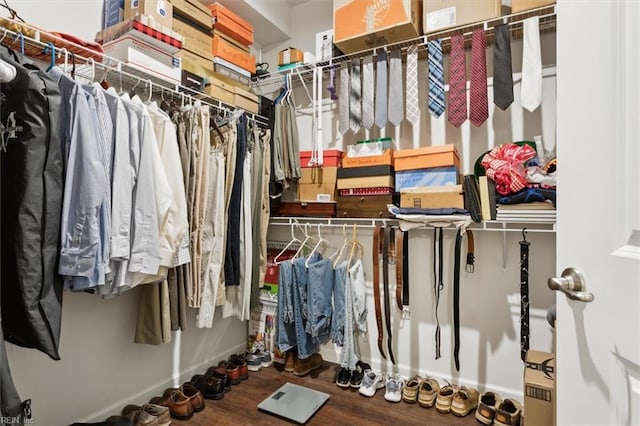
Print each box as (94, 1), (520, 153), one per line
(205, 0), (310, 48)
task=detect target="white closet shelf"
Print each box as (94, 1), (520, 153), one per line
(252, 4), (557, 89)
(269, 217), (555, 233)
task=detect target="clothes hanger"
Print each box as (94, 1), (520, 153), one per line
(293, 223), (318, 260)
(274, 221), (303, 265)
(42, 42), (55, 72)
(347, 224), (364, 268)
(305, 224), (332, 267)
(331, 224), (350, 268)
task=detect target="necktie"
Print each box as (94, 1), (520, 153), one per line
(387, 47), (403, 126)
(405, 44), (420, 124)
(447, 34), (467, 127)
(469, 28), (488, 127)
(361, 56), (374, 129)
(338, 63), (349, 134)
(349, 61), (362, 133)
(375, 50), (388, 128)
(521, 16), (542, 112)
(328, 66), (338, 101)
(493, 23), (514, 110)
(428, 39), (445, 118)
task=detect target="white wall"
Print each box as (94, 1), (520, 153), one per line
(265, 0), (557, 401)
(2, 3), (247, 425)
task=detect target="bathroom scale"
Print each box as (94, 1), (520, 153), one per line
(257, 382), (330, 424)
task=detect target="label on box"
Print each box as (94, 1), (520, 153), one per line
(282, 50), (291, 64)
(132, 0), (139, 8)
(317, 194), (331, 202)
(157, 0), (167, 17)
(427, 6), (457, 31)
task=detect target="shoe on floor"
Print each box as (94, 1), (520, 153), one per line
(284, 351), (296, 372)
(475, 391), (502, 425)
(494, 398), (522, 426)
(336, 367), (351, 388)
(150, 389), (193, 421)
(418, 377), (440, 408)
(293, 353), (323, 376)
(402, 375), (423, 403)
(229, 354), (249, 380)
(180, 383), (205, 413)
(435, 383), (456, 414)
(384, 374), (404, 403)
(451, 386), (479, 417)
(350, 361), (370, 388)
(258, 351), (273, 367)
(190, 374), (225, 400)
(358, 369), (385, 397)
(122, 408), (158, 426)
(123, 404), (170, 426)
(245, 354), (262, 372)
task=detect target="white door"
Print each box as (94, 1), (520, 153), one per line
(556, 1), (640, 425)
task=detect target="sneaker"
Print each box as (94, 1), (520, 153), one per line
(384, 374), (404, 403)
(349, 361), (369, 388)
(336, 367), (351, 388)
(245, 354), (262, 372)
(258, 351), (273, 367)
(451, 386), (479, 417)
(476, 391), (502, 425)
(435, 383), (456, 414)
(418, 377), (440, 408)
(358, 370), (385, 397)
(293, 353), (323, 376)
(494, 399), (522, 426)
(402, 375), (423, 403)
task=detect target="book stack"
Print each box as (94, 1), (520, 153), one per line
(337, 138), (396, 218)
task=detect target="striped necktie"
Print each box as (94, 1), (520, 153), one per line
(427, 39), (445, 118)
(469, 29), (488, 127)
(349, 61), (362, 133)
(405, 45), (420, 124)
(361, 56), (374, 129)
(447, 35), (467, 127)
(338, 63), (349, 134)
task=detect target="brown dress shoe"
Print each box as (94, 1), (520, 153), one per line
(140, 404), (171, 426)
(218, 361), (241, 385)
(124, 408), (158, 426)
(229, 355), (249, 380)
(205, 367), (231, 392)
(152, 389), (193, 421)
(293, 353), (323, 376)
(284, 351), (296, 372)
(181, 383), (205, 412)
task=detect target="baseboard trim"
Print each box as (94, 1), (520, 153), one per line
(77, 342), (247, 423)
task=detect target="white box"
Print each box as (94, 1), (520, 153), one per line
(103, 37), (182, 85)
(315, 29), (334, 62)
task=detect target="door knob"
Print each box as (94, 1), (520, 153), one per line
(548, 267), (594, 303)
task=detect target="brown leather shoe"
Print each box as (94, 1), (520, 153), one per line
(229, 355), (249, 380)
(181, 383), (205, 412)
(218, 361), (241, 385)
(151, 389), (193, 421)
(122, 404), (170, 426)
(284, 351), (296, 372)
(123, 408), (159, 426)
(293, 353), (323, 376)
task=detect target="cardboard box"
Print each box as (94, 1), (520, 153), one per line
(172, 17), (212, 59)
(400, 185), (464, 208)
(337, 175), (394, 190)
(300, 149), (343, 168)
(213, 29), (250, 53)
(525, 350), (555, 426)
(96, 15), (183, 53)
(176, 49), (213, 76)
(347, 139), (393, 157)
(334, 0), (422, 54)
(123, 0), (173, 29)
(394, 144), (460, 171)
(395, 166), (458, 190)
(300, 167), (338, 185)
(171, 0), (212, 30)
(233, 86), (259, 113)
(182, 69), (205, 92)
(205, 75), (234, 104)
(511, 0), (555, 13)
(338, 165), (394, 179)
(343, 149), (394, 168)
(212, 34), (256, 73)
(299, 180), (337, 202)
(210, 2), (254, 46)
(103, 36), (181, 84)
(423, 0), (506, 33)
(104, 0), (121, 29)
(212, 67), (251, 88)
(278, 47), (304, 66)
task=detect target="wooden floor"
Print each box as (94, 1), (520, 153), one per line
(174, 360), (478, 426)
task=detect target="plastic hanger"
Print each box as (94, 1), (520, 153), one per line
(293, 223), (318, 260)
(274, 221), (303, 265)
(331, 224), (350, 268)
(42, 42), (55, 72)
(13, 32), (24, 55)
(306, 224), (332, 267)
(347, 224), (364, 268)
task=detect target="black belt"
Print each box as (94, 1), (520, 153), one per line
(520, 229), (530, 362)
(395, 229), (410, 313)
(382, 226), (396, 365)
(433, 228), (444, 360)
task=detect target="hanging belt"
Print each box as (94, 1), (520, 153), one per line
(395, 229), (404, 311)
(433, 227), (444, 360)
(372, 225), (386, 360)
(454, 229), (475, 371)
(465, 230), (475, 273)
(520, 231), (530, 362)
(382, 226), (396, 365)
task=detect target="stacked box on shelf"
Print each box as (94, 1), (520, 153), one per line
(337, 138), (395, 218)
(96, 14), (183, 85)
(394, 144), (464, 209)
(298, 150), (342, 202)
(209, 2), (259, 113)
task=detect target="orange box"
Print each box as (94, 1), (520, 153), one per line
(343, 149), (394, 168)
(300, 150), (343, 168)
(333, 0), (422, 54)
(511, 0), (555, 13)
(209, 2), (254, 46)
(394, 144), (459, 171)
(212, 34), (256, 74)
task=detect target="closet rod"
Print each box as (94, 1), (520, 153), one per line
(252, 4), (556, 88)
(0, 23), (270, 126)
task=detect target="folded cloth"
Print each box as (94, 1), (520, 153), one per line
(496, 188), (556, 207)
(481, 143), (537, 195)
(387, 205), (473, 232)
